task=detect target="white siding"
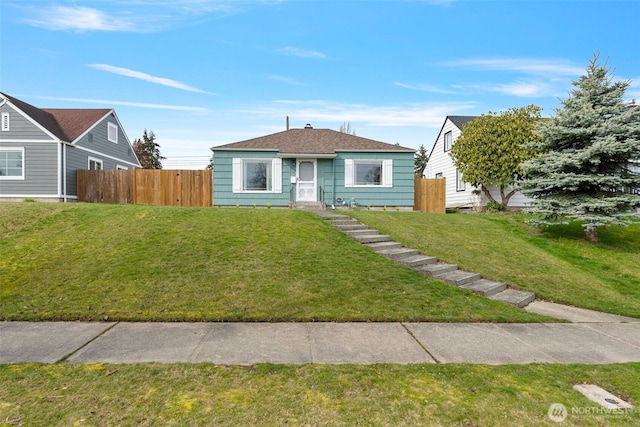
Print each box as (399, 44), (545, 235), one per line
(426, 118), (478, 208)
(426, 117), (532, 209)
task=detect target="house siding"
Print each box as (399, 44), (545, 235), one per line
(212, 150), (414, 207)
(333, 152), (414, 208)
(1, 102), (60, 198)
(213, 150), (293, 206)
(426, 117), (532, 209)
(0, 103), (54, 141)
(74, 113), (139, 167)
(0, 142), (59, 198)
(425, 118), (478, 208)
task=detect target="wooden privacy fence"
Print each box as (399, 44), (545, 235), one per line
(414, 177), (446, 213)
(77, 169), (213, 207)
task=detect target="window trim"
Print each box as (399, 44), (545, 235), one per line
(232, 158), (282, 193)
(88, 156), (103, 170)
(345, 159), (393, 188)
(456, 169), (466, 192)
(444, 131), (452, 152)
(107, 122), (118, 143)
(1, 113), (10, 131)
(0, 147), (25, 180)
(116, 165), (128, 170)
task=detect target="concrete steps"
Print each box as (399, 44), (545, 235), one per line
(489, 289), (536, 308)
(324, 213), (536, 309)
(434, 270), (481, 287)
(460, 279), (506, 297)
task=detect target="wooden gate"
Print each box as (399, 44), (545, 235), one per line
(414, 177), (446, 213)
(78, 169), (213, 207)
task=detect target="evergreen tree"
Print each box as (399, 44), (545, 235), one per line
(520, 55), (640, 240)
(449, 105), (542, 207)
(414, 144), (428, 177)
(133, 129), (165, 169)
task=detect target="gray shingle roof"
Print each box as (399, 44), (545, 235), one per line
(212, 128), (414, 154)
(448, 116), (478, 129)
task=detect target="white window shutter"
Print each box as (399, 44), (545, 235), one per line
(382, 159), (393, 187)
(232, 158), (242, 193)
(272, 158), (282, 193)
(344, 159), (354, 187)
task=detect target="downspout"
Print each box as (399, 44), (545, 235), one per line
(331, 157), (335, 207)
(62, 142), (67, 202)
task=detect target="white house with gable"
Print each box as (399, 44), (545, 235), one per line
(425, 115), (532, 210)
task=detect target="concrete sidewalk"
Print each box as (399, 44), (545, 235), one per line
(2, 320), (639, 365)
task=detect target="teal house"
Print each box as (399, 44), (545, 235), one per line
(210, 125), (415, 208)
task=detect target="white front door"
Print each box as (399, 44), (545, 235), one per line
(296, 159), (317, 201)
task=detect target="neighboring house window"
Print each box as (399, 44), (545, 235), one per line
(435, 172), (443, 179)
(456, 169), (465, 191)
(107, 122), (118, 143)
(88, 157), (103, 170)
(0, 148), (24, 179)
(345, 159), (393, 187)
(1, 113), (9, 131)
(232, 158), (282, 193)
(444, 131), (452, 152)
(116, 165), (128, 170)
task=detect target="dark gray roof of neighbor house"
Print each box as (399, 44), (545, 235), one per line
(1, 92), (111, 142)
(448, 115), (478, 129)
(211, 127), (415, 155)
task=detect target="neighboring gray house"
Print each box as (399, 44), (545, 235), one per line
(211, 125), (415, 209)
(425, 115), (532, 209)
(0, 92), (141, 202)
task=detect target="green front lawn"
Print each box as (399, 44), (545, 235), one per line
(348, 211), (640, 318)
(1, 363), (638, 426)
(0, 203), (546, 322)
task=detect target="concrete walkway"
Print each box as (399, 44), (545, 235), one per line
(2, 316), (639, 365)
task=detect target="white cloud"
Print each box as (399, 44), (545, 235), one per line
(394, 82), (459, 94)
(278, 47), (327, 59)
(36, 96), (208, 112)
(23, 6), (139, 32)
(87, 64), (213, 94)
(18, 1), (266, 32)
(268, 75), (307, 86)
(442, 57), (584, 77)
(236, 100), (477, 128)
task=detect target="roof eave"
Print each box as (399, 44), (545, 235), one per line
(278, 153), (337, 159)
(334, 149), (415, 153)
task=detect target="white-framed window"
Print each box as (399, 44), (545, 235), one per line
(456, 169), (465, 191)
(345, 159), (393, 187)
(107, 122), (118, 143)
(435, 172), (443, 179)
(88, 157), (103, 170)
(232, 158), (282, 193)
(116, 165), (128, 170)
(1, 113), (10, 131)
(0, 148), (24, 180)
(444, 131), (452, 152)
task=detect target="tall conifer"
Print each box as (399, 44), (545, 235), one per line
(520, 55), (640, 240)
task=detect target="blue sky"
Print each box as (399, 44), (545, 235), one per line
(1, 0), (639, 169)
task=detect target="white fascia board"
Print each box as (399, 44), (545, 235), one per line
(3, 98), (61, 142)
(278, 153), (336, 159)
(211, 148), (277, 152)
(334, 148), (416, 153)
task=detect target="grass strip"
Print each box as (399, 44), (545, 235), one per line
(0, 362), (638, 426)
